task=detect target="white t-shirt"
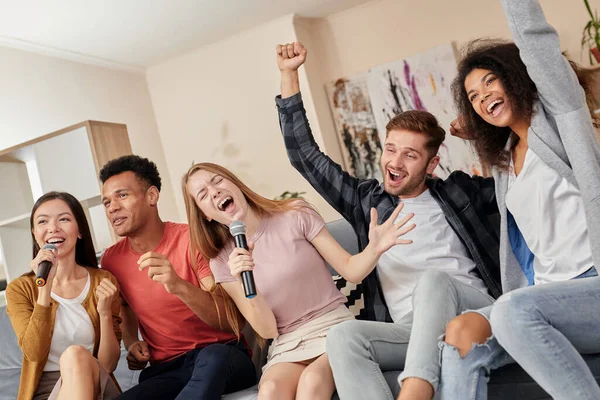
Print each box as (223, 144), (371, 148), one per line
(377, 189), (487, 322)
(506, 148), (593, 284)
(44, 272), (95, 372)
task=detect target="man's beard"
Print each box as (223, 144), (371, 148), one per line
(384, 168), (427, 197)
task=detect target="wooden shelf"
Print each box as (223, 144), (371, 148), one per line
(0, 121), (131, 283)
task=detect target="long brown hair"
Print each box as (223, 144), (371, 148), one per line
(182, 162), (310, 340)
(30, 191), (98, 272)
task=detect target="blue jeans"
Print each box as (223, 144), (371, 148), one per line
(326, 270), (494, 400)
(116, 341), (256, 400)
(439, 268), (600, 400)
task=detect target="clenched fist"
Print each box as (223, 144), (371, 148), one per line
(96, 278), (118, 317)
(138, 252), (185, 294)
(276, 42), (307, 72)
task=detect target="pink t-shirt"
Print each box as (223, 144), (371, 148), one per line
(210, 205), (347, 334)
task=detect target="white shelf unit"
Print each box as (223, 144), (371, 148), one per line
(0, 121), (132, 293)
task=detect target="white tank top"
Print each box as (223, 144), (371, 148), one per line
(44, 272), (94, 371)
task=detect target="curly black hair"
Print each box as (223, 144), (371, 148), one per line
(99, 155), (162, 191)
(452, 39), (537, 169)
(453, 38), (598, 170)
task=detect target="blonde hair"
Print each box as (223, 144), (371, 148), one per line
(182, 162), (312, 342)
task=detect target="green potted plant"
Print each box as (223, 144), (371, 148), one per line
(582, 0), (600, 64)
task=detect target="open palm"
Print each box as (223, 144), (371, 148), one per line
(368, 203), (416, 255)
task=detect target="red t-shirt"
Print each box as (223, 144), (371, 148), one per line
(101, 222), (237, 364)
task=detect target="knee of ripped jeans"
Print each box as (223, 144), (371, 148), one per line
(443, 313), (491, 353)
(438, 336), (497, 386)
(439, 335), (495, 360)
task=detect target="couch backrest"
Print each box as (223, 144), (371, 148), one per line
(0, 306), (22, 400)
(324, 219), (359, 275)
(0, 219), (360, 396)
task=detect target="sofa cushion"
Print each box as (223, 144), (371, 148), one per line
(0, 306), (22, 400)
(326, 219), (366, 318)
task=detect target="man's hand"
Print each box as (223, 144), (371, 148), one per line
(126, 340), (150, 370)
(276, 42), (307, 72)
(368, 203), (416, 256)
(138, 252), (185, 295)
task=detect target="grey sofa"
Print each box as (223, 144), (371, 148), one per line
(2, 219), (600, 399)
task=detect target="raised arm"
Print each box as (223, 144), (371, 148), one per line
(500, 0), (586, 114)
(95, 276), (122, 373)
(311, 203), (415, 283)
(276, 42), (376, 223)
(448, 119), (497, 214)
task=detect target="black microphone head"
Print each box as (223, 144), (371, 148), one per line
(229, 220), (246, 237)
(42, 243), (58, 252)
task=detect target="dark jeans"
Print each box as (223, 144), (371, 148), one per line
(116, 341), (256, 400)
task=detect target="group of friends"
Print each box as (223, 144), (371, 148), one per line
(6, 0), (600, 399)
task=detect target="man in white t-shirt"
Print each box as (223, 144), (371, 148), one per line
(276, 42), (501, 400)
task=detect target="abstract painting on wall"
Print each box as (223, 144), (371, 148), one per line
(325, 44), (481, 181)
(325, 74), (383, 180)
(366, 44), (480, 178)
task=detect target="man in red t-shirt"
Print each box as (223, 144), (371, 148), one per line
(99, 155), (255, 400)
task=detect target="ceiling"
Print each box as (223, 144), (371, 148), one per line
(0, 0), (370, 70)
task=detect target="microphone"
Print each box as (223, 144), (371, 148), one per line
(229, 220), (257, 299)
(35, 244), (57, 287)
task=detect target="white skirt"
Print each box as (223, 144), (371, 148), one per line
(261, 305), (354, 375)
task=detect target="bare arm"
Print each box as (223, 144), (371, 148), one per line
(281, 69), (300, 98)
(119, 302), (151, 370)
(97, 315), (120, 373)
(137, 252), (232, 330)
(171, 279), (222, 326)
(219, 245), (278, 339)
(119, 300), (140, 351)
(311, 204), (415, 283)
(95, 278), (121, 373)
(220, 282), (278, 339)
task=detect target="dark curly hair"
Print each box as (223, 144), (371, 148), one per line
(99, 155), (162, 191)
(452, 38), (598, 169)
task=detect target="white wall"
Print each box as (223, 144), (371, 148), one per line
(2, 0), (590, 228)
(0, 46), (179, 222)
(147, 15), (342, 222)
(147, 0), (594, 223)
(309, 0), (594, 84)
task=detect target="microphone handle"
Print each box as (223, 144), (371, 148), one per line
(35, 261), (52, 287)
(233, 235), (257, 299)
(241, 271), (257, 299)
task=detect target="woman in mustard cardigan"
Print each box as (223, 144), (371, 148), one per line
(6, 192), (122, 400)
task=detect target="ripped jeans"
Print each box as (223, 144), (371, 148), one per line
(326, 270), (494, 400)
(439, 268), (600, 400)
